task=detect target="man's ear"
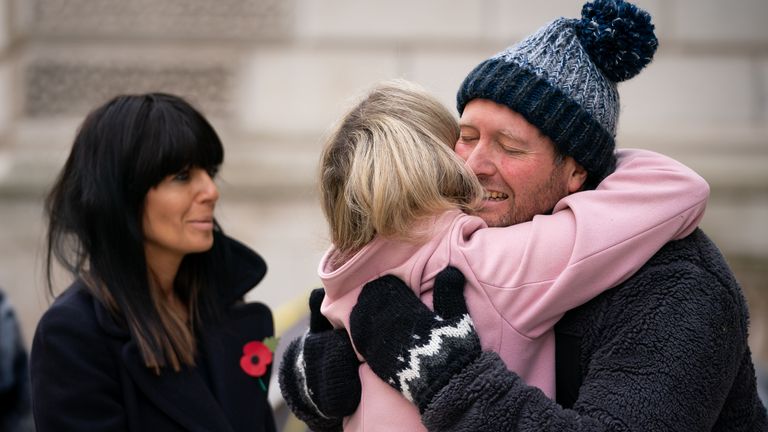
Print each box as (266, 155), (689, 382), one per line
(565, 157), (588, 193)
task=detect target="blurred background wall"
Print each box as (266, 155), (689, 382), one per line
(0, 0), (765, 428)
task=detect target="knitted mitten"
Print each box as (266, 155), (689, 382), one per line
(278, 289), (361, 432)
(350, 266), (481, 413)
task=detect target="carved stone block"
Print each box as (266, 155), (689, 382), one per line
(25, 0), (294, 40)
(24, 59), (233, 117)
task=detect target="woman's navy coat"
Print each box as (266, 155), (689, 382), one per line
(30, 235), (276, 432)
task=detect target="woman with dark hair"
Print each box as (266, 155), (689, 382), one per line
(30, 93), (277, 431)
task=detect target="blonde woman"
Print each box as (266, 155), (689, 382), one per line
(280, 80), (708, 431)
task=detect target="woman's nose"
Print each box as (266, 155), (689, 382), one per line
(198, 170), (219, 204)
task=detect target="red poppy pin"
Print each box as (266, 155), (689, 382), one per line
(240, 336), (279, 392)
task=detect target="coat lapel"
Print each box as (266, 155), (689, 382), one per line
(200, 302), (275, 432)
(122, 342), (235, 432)
(93, 233), (273, 432)
(120, 302), (274, 432)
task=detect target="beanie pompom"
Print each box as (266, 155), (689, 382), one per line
(577, 0), (658, 82)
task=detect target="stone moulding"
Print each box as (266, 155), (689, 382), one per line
(25, 0), (295, 40)
(23, 59), (234, 117)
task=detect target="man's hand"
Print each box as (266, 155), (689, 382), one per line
(278, 289), (361, 432)
(350, 266), (481, 413)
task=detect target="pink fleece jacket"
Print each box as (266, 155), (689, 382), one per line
(319, 149), (710, 432)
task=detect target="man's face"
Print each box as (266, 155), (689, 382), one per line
(455, 99), (586, 227)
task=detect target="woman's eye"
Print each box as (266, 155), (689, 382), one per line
(459, 135), (478, 142)
(206, 166), (219, 178)
(173, 169), (191, 181)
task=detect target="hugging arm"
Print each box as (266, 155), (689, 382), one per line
(347, 268), (592, 431)
(278, 289), (361, 432)
(349, 268), (609, 431)
(353, 266), (767, 431)
(464, 149), (710, 339)
(421, 351), (608, 432)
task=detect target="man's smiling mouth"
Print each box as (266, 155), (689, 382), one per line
(484, 190), (509, 201)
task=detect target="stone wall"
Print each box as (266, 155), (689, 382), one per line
(0, 0), (766, 418)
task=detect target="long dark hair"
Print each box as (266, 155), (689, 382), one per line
(45, 93), (226, 372)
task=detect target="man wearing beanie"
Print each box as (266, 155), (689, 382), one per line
(280, 0), (768, 430)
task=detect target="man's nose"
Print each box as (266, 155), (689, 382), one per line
(464, 140), (496, 177)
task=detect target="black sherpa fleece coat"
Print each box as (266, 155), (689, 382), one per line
(422, 229), (768, 431)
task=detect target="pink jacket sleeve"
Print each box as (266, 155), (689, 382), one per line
(457, 148), (709, 339)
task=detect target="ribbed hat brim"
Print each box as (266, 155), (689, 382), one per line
(457, 58), (616, 188)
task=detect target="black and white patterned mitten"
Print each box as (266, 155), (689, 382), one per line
(350, 266), (481, 413)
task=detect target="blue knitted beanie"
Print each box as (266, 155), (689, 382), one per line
(457, 0), (657, 189)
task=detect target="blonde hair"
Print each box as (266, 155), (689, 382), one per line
(320, 79), (483, 260)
